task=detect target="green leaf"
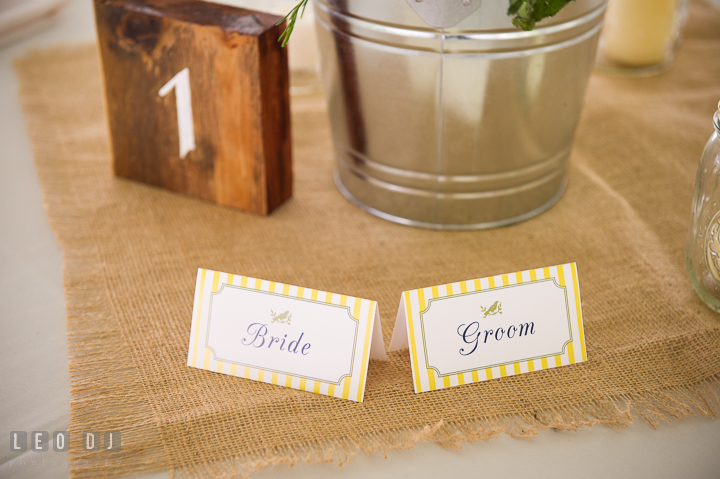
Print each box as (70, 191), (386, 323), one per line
(508, 0), (575, 31)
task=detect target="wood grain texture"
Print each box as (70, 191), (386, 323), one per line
(94, 0), (292, 215)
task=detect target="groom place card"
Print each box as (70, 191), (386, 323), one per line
(187, 269), (386, 402)
(389, 263), (586, 394)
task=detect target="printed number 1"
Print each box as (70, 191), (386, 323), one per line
(159, 67), (196, 159)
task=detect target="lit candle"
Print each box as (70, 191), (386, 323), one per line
(599, 0), (684, 68)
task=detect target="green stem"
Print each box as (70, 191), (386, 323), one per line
(276, 0), (310, 47)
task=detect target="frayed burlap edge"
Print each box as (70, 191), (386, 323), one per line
(62, 219), (171, 476)
(13, 47), (171, 477)
(168, 378), (719, 479)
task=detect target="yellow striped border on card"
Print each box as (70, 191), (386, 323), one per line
(405, 291), (422, 393)
(408, 263), (586, 393)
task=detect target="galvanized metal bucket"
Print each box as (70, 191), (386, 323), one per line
(313, 0), (607, 229)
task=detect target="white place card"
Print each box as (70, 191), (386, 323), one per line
(187, 269), (386, 402)
(389, 263), (587, 393)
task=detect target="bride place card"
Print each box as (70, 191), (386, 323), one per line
(187, 269), (386, 402)
(389, 263), (587, 394)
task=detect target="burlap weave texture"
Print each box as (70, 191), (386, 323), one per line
(14, 2), (720, 477)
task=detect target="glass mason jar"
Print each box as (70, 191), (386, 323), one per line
(596, 0), (689, 76)
(687, 102), (720, 311)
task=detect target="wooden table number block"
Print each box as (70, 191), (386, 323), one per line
(94, 0), (292, 215)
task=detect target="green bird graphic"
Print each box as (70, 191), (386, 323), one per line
(270, 310), (292, 324)
(480, 301), (502, 318)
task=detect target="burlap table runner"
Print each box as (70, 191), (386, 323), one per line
(15, 2), (720, 477)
